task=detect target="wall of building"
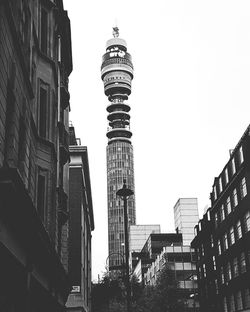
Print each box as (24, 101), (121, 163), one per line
(192, 126), (250, 312)
(174, 198), (199, 245)
(66, 142), (94, 312)
(0, 0), (72, 310)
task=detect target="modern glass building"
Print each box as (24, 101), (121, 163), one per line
(101, 28), (136, 269)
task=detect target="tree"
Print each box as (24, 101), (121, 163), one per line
(92, 269), (144, 312)
(134, 264), (185, 312)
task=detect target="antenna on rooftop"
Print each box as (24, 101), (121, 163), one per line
(113, 26), (119, 38)
(113, 18), (119, 38)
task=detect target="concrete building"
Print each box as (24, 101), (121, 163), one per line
(66, 126), (95, 312)
(101, 27), (136, 269)
(132, 233), (183, 284)
(129, 224), (161, 270)
(130, 224), (161, 253)
(0, 0), (72, 310)
(191, 125), (250, 312)
(174, 198), (199, 245)
(144, 245), (199, 311)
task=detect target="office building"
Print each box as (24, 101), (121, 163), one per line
(0, 0), (72, 310)
(144, 245), (199, 311)
(132, 233), (183, 284)
(101, 27), (136, 269)
(174, 198), (199, 245)
(66, 126), (95, 312)
(129, 224), (161, 270)
(191, 125), (250, 312)
(130, 224), (161, 253)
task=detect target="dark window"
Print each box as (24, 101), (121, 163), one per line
(37, 173), (46, 221)
(39, 86), (47, 138)
(41, 8), (48, 54)
(18, 115), (26, 162)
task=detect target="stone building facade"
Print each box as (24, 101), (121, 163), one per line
(0, 0), (72, 310)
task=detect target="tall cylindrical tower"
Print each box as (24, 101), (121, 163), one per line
(101, 27), (136, 269)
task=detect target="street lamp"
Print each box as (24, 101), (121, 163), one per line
(116, 179), (134, 312)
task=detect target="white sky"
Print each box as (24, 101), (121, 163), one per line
(63, 0), (250, 281)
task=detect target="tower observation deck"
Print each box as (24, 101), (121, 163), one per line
(101, 28), (136, 270)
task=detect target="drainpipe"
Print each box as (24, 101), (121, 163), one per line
(57, 35), (61, 188)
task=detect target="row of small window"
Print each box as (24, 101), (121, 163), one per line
(19, 2), (51, 56)
(215, 177), (247, 227)
(200, 251), (248, 281)
(213, 146), (244, 202)
(107, 144), (132, 154)
(109, 206), (124, 214)
(108, 169), (133, 178)
(107, 161), (133, 169)
(223, 288), (250, 312)
(108, 154), (131, 161)
(218, 214), (250, 254)
(104, 75), (129, 83)
(198, 212), (250, 258)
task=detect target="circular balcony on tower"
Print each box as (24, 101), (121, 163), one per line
(106, 128), (132, 139)
(107, 103), (131, 113)
(108, 111), (130, 122)
(104, 82), (131, 97)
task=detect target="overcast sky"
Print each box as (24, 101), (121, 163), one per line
(64, 0), (250, 281)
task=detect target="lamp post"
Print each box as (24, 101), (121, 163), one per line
(116, 179), (134, 312)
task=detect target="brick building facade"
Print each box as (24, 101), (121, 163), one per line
(0, 0), (72, 310)
(191, 126), (250, 312)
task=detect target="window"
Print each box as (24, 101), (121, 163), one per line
(215, 279), (219, 294)
(210, 234), (214, 247)
(18, 114), (26, 163)
(39, 83), (48, 138)
(236, 291), (243, 310)
(239, 146), (244, 164)
(41, 7), (48, 54)
(219, 177), (223, 193)
(229, 226), (235, 245)
(220, 205), (225, 221)
(244, 288), (250, 309)
(240, 177), (247, 199)
(37, 171), (47, 222)
(232, 188), (238, 208)
(215, 212), (219, 228)
(203, 263), (206, 277)
(244, 211), (250, 232)
(223, 233), (228, 250)
(218, 240), (222, 255)
(223, 297), (228, 312)
(213, 185), (217, 200)
(231, 158), (236, 175)
(240, 252), (246, 274)
(213, 256), (216, 270)
(227, 262), (232, 281)
(221, 267), (225, 284)
(225, 196), (231, 215)
(225, 168), (229, 185)
(236, 220), (242, 239)
(232, 257), (239, 278)
(230, 294), (236, 312)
